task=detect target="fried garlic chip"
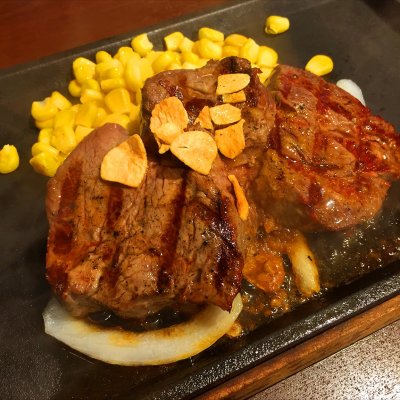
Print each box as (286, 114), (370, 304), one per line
(216, 73), (250, 95)
(215, 119), (245, 159)
(228, 174), (249, 221)
(150, 97), (189, 144)
(158, 143), (170, 154)
(210, 104), (241, 125)
(170, 130), (217, 175)
(222, 90), (246, 104)
(101, 134), (147, 188)
(194, 106), (213, 130)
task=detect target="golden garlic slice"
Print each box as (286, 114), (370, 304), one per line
(215, 119), (245, 159)
(170, 130), (217, 175)
(228, 174), (249, 221)
(150, 96), (189, 144)
(216, 73), (250, 95)
(209, 104), (241, 125)
(222, 90), (246, 104)
(101, 134), (147, 188)
(194, 106), (213, 130)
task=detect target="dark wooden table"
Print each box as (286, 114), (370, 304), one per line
(1, 1), (399, 399)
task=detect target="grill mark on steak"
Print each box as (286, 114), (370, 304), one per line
(52, 162), (82, 255)
(105, 185), (123, 230)
(212, 196), (241, 290)
(157, 169), (188, 293)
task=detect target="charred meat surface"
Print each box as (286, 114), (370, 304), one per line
(254, 65), (400, 231)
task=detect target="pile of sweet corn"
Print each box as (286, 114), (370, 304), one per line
(29, 17), (333, 177)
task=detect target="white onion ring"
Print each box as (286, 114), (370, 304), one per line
(336, 79), (366, 105)
(43, 294), (242, 366)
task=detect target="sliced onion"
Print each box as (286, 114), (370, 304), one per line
(286, 233), (320, 297)
(43, 294), (242, 366)
(336, 79), (366, 106)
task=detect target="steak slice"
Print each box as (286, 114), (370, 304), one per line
(46, 57), (276, 319)
(254, 65), (400, 231)
(46, 124), (242, 318)
(141, 56), (276, 257)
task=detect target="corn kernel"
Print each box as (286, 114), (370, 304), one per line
(70, 104), (79, 113)
(224, 33), (248, 47)
(51, 126), (76, 154)
(31, 142), (59, 157)
(72, 57), (96, 84)
(138, 58), (154, 81)
(145, 50), (162, 64)
(196, 58), (208, 68)
(239, 38), (260, 63)
(152, 51), (175, 73)
(257, 46), (278, 67)
(104, 88), (131, 114)
(93, 107), (107, 128)
(265, 16), (290, 35)
(182, 61), (198, 70)
(100, 113), (131, 130)
(81, 78), (101, 92)
(50, 91), (72, 110)
(164, 31), (184, 51)
(30, 152), (62, 177)
(198, 27), (224, 42)
(0, 144), (19, 174)
(130, 103), (140, 121)
(68, 79), (81, 97)
(31, 98), (58, 121)
(135, 89), (142, 106)
(191, 40), (200, 55)
(179, 37), (194, 53)
(35, 118), (54, 129)
(131, 33), (153, 57)
(305, 54), (334, 76)
(129, 104), (141, 133)
(96, 59), (123, 80)
(95, 50), (113, 64)
(114, 46), (138, 66)
(54, 109), (76, 129)
(222, 45), (240, 57)
(100, 78), (126, 92)
(103, 65), (124, 79)
(75, 125), (93, 144)
(38, 128), (53, 144)
(125, 57), (153, 91)
(80, 89), (104, 104)
(75, 102), (98, 127)
(181, 51), (200, 64)
(258, 67), (274, 84)
(168, 62), (182, 70)
(197, 38), (222, 60)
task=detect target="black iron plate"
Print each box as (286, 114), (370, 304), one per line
(0, 1), (399, 399)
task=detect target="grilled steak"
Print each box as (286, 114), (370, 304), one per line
(46, 56), (400, 319)
(46, 58), (275, 319)
(46, 124), (241, 318)
(254, 65), (400, 231)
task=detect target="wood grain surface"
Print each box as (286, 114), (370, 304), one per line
(0, 0), (228, 68)
(199, 295), (400, 399)
(1, 1), (399, 399)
